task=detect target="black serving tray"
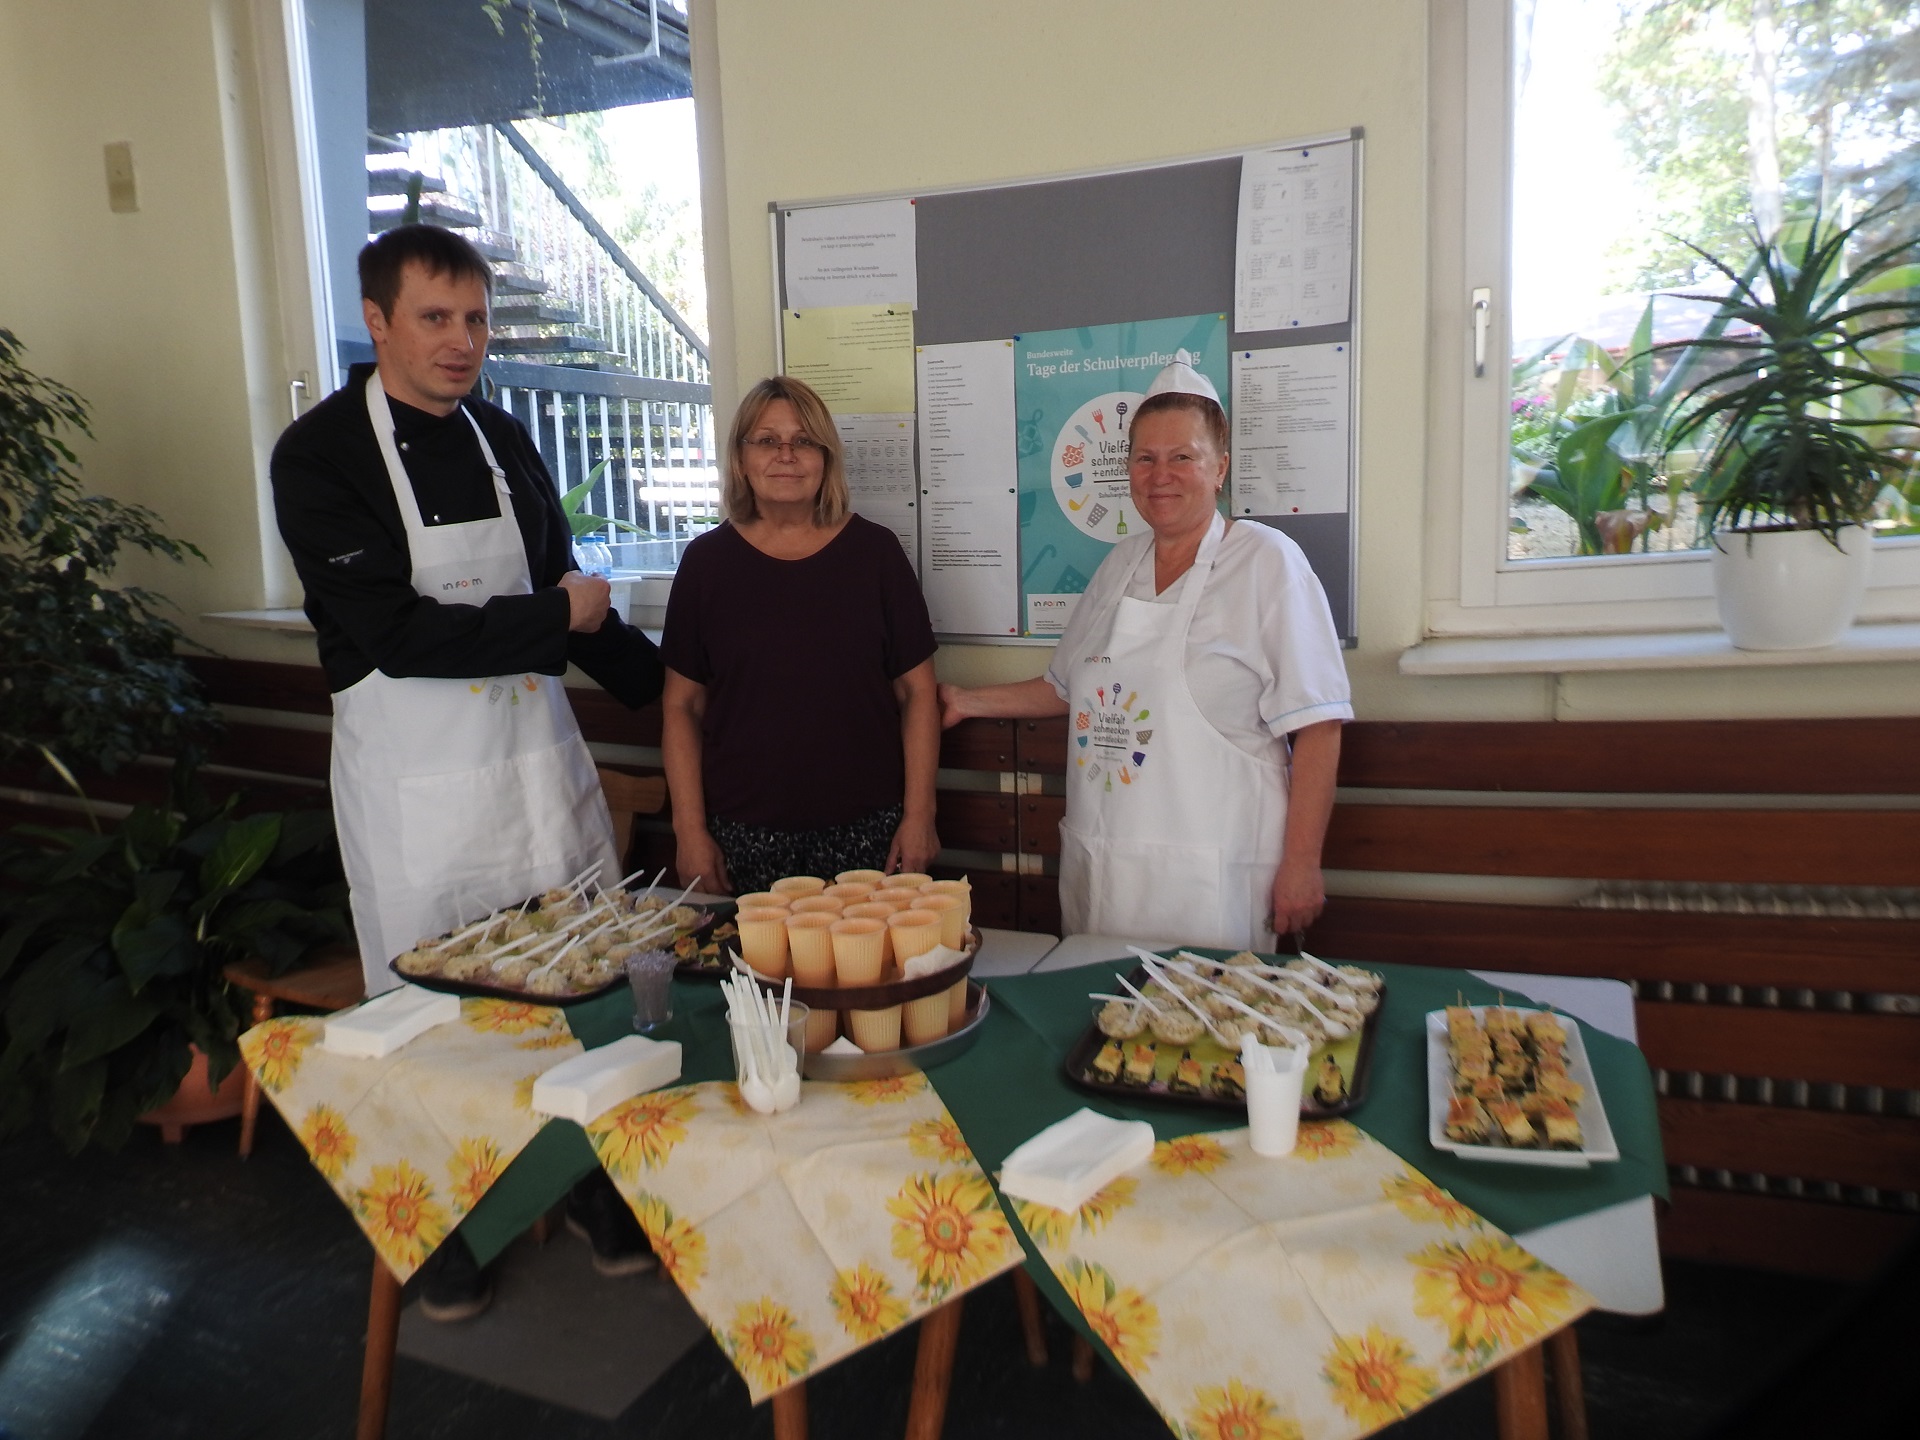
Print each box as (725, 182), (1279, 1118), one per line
(1061, 963), (1386, 1118)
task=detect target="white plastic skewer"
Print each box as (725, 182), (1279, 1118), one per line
(1221, 955), (1360, 1012)
(1110, 974), (1167, 1016)
(1172, 958), (1350, 1040)
(779, 979), (793, 1078)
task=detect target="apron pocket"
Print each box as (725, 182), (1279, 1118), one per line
(1085, 834), (1225, 946)
(395, 738), (604, 891)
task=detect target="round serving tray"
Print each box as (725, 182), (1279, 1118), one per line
(800, 982), (991, 1081)
(740, 930), (977, 1010)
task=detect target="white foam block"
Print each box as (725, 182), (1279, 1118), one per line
(532, 1036), (682, 1125)
(998, 1107), (1155, 1212)
(322, 985), (463, 1058)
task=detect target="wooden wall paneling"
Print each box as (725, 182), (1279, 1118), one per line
(206, 722), (334, 781)
(1339, 718), (1920, 795)
(569, 692), (663, 748)
(1310, 898), (1920, 996)
(185, 656), (333, 714)
(1015, 716), (1068, 775)
(1636, 1004), (1920, 1091)
(1019, 795), (1066, 855)
(1321, 804), (1920, 886)
(1658, 1188), (1918, 1279)
(1657, 1099), (1920, 1194)
(938, 869), (1018, 930)
(1018, 874), (1063, 937)
(938, 791), (1020, 852)
(940, 719), (1018, 772)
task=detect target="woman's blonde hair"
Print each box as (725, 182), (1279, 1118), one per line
(723, 376), (849, 526)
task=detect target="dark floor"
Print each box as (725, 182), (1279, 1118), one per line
(0, 1114), (1865, 1440)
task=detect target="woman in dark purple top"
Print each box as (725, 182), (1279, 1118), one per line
(660, 376), (941, 894)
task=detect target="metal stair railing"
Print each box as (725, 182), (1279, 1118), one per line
(375, 123), (717, 547)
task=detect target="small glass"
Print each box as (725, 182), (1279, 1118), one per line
(624, 949), (676, 1034)
(726, 1001), (809, 1113)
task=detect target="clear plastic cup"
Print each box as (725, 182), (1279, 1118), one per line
(1246, 1043), (1309, 1156)
(624, 950), (676, 1034)
(727, 1001), (808, 1114)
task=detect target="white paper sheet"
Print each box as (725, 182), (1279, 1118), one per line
(784, 198), (918, 310)
(1234, 142), (1353, 332)
(915, 340), (1020, 635)
(1229, 343), (1352, 516)
(835, 412), (919, 569)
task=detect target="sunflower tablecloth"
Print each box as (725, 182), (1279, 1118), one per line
(584, 1070), (1022, 1401)
(1010, 1118), (1591, 1440)
(239, 997), (584, 1280)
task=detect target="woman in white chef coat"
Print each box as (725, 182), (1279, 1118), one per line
(939, 354), (1350, 950)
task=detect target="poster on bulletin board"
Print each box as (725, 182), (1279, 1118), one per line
(1013, 313), (1229, 636)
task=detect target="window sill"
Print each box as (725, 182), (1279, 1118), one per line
(205, 609), (314, 633)
(1399, 621), (1920, 677)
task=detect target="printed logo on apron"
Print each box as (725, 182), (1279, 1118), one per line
(1074, 680), (1154, 791)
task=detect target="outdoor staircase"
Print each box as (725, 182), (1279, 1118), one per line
(365, 131), (618, 368)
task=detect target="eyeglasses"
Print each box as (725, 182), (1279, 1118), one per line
(743, 436), (826, 457)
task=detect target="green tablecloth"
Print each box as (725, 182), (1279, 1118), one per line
(461, 958), (1664, 1269)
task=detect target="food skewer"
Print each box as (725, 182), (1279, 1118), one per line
(1130, 952), (1233, 1045)
(1174, 959), (1353, 1040)
(1163, 960), (1318, 1047)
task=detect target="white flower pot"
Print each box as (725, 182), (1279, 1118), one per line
(1711, 524), (1872, 651)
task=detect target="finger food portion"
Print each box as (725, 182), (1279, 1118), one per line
(1066, 950), (1387, 1117)
(1425, 1001), (1619, 1166)
(392, 866), (716, 1002)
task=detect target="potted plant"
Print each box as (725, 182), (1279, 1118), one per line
(0, 761), (349, 1152)
(0, 328), (221, 779)
(1651, 201), (1920, 649)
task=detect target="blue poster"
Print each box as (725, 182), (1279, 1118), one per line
(1014, 314), (1228, 636)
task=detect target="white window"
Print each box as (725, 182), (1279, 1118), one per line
(1433, 0), (1920, 636)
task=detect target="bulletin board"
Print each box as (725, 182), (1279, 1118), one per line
(771, 129), (1362, 643)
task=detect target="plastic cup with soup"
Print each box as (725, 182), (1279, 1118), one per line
(770, 875), (828, 899)
(736, 907), (791, 981)
(829, 916), (887, 986)
(785, 912), (839, 986)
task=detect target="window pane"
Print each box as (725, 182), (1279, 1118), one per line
(1508, 0), (1919, 560)
(301, 0), (718, 567)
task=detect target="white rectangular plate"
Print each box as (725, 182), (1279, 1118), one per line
(1425, 1007), (1619, 1168)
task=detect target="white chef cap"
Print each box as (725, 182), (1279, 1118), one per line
(1144, 348), (1221, 404)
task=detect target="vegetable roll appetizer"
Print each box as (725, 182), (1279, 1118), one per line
(1122, 1042), (1158, 1086)
(1312, 1054), (1349, 1106)
(1090, 1039), (1125, 1083)
(1445, 1096), (1491, 1144)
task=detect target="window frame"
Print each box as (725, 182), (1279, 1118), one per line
(1430, 0), (1920, 639)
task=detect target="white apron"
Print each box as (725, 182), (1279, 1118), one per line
(1057, 515), (1288, 951)
(332, 374), (617, 994)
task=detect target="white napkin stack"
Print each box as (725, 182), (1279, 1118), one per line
(322, 985), (462, 1058)
(820, 1036), (864, 1056)
(532, 1035), (682, 1124)
(900, 944), (968, 981)
(998, 1107), (1155, 1212)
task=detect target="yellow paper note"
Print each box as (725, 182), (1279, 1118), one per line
(782, 305), (916, 414)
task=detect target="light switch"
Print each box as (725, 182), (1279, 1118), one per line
(103, 141), (138, 213)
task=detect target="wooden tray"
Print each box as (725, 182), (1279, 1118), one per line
(1061, 964), (1386, 1118)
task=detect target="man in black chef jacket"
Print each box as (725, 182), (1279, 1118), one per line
(272, 224), (660, 1318)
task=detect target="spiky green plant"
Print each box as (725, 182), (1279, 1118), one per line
(1651, 197), (1920, 544)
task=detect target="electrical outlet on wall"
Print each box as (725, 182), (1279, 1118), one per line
(103, 141), (138, 213)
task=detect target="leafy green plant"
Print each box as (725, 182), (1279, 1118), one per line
(0, 328), (222, 776)
(561, 459), (643, 541)
(1653, 199), (1920, 542)
(0, 763), (348, 1153)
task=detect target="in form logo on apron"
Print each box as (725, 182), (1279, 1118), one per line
(1075, 681), (1153, 792)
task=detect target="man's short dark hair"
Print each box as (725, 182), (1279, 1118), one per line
(358, 224), (493, 318)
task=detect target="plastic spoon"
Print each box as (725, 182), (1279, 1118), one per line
(1129, 951), (1233, 1045)
(1163, 960), (1317, 1047)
